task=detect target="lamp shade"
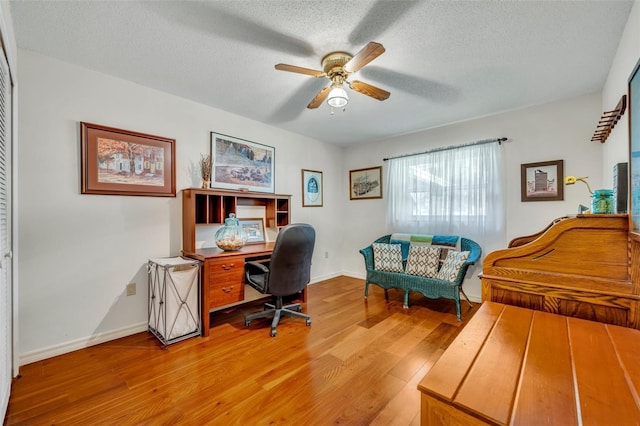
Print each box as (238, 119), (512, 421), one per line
(327, 86), (348, 108)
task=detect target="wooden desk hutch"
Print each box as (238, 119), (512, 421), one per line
(181, 188), (293, 336)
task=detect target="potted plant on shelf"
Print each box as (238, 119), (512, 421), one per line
(200, 154), (212, 189)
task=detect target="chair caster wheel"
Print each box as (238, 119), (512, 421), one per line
(245, 320), (251, 326)
(306, 319), (311, 326)
(270, 329), (277, 337)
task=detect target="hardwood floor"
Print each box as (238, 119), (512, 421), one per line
(5, 276), (477, 425)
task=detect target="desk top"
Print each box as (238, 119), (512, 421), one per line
(418, 301), (640, 425)
(183, 242), (275, 261)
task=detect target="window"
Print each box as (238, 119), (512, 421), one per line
(386, 141), (504, 246)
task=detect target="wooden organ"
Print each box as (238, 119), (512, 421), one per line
(481, 214), (640, 329)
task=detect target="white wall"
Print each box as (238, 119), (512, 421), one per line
(17, 50), (344, 364)
(341, 92), (603, 301)
(602, 0), (640, 184)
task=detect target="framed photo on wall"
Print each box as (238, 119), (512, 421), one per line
(520, 160), (564, 202)
(629, 57), (640, 236)
(80, 122), (176, 197)
(349, 166), (382, 200)
(210, 132), (274, 193)
(301, 169), (323, 207)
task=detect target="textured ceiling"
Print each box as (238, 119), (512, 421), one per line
(9, 0), (635, 146)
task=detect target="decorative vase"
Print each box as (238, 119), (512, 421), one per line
(201, 180), (210, 189)
(214, 213), (247, 251)
(591, 189), (614, 214)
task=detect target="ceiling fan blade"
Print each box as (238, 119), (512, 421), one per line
(307, 86), (331, 109)
(275, 64), (325, 78)
(344, 42), (385, 73)
(349, 80), (390, 101)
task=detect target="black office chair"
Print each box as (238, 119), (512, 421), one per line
(244, 223), (316, 337)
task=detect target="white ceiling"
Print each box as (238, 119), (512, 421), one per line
(9, 0), (635, 147)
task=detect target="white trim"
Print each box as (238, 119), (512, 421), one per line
(308, 272), (342, 284)
(19, 322), (148, 366)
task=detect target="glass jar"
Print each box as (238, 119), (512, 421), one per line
(214, 213), (247, 251)
(591, 189), (615, 214)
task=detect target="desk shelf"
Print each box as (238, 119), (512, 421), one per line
(182, 188), (291, 252)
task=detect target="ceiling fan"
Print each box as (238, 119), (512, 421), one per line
(275, 41), (390, 110)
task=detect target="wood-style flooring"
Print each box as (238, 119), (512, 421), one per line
(5, 276), (477, 425)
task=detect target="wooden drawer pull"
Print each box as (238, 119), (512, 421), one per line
(221, 264), (235, 270)
(222, 286), (234, 293)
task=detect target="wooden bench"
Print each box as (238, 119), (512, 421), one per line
(418, 301), (640, 425)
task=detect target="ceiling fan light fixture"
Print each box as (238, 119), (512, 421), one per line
(327, 85), (348, 108)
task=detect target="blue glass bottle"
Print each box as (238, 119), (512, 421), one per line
(214, 213), (247, 251)
(591, 189), (614, 214)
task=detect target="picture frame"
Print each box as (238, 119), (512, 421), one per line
(349, 166), (382, 200)
(301, 169), (323, 207)
(80, 122), (176, 197)
(520, 160), (564, 202)
(629, 57), (640, 235)
(210, 132), (274, 193)
(238, 218), (266, 244)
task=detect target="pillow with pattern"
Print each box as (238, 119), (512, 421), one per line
(436, 250), (471, 281)
(372, 243), (404, 272)
(405, 245), (441, 278)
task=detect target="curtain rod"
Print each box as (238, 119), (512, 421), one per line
(383, 137), (508, 162)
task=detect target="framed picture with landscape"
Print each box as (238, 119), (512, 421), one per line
(80, 122), (176, 197)
(520, 160), (564, 202)
(349, 166), (382, 200)
(629, 57), (640, 236)
(210, 132), (274, 193)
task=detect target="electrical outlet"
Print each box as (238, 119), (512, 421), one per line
(126, 282), (136, 296)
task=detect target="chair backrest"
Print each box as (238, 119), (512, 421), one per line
(266, 223), (316, 296)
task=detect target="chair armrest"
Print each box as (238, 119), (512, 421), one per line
(359, 246), (374, 271)
(246, 261), (269, 274)
(461, 237), (482, 264)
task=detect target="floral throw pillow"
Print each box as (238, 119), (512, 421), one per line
(372, 243), (404, 272)
(405, 245), (441, 278)
(436, 250), (471, 281)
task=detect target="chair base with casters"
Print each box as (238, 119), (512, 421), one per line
(244, 296), (311, 337)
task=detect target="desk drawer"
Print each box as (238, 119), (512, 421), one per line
(209, 280), (244, 307)
(206, 258), (245, 308)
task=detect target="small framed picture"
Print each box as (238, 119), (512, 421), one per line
(350, 166), (382, 200)
(520, 160), (564, 202)
(302, 169), (323, 207)
(238, 218), (266, 244)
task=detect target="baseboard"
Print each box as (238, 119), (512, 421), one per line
(21, 276), (340, 366)
(20, 322), (148, 366)
(309, 271), (342, 284)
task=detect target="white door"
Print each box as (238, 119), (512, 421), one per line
(0, 41), (13, 418)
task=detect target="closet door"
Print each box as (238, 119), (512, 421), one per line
(0, 41), (12, 418)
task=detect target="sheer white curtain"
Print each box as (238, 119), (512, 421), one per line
(386, 141), (504, 247)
